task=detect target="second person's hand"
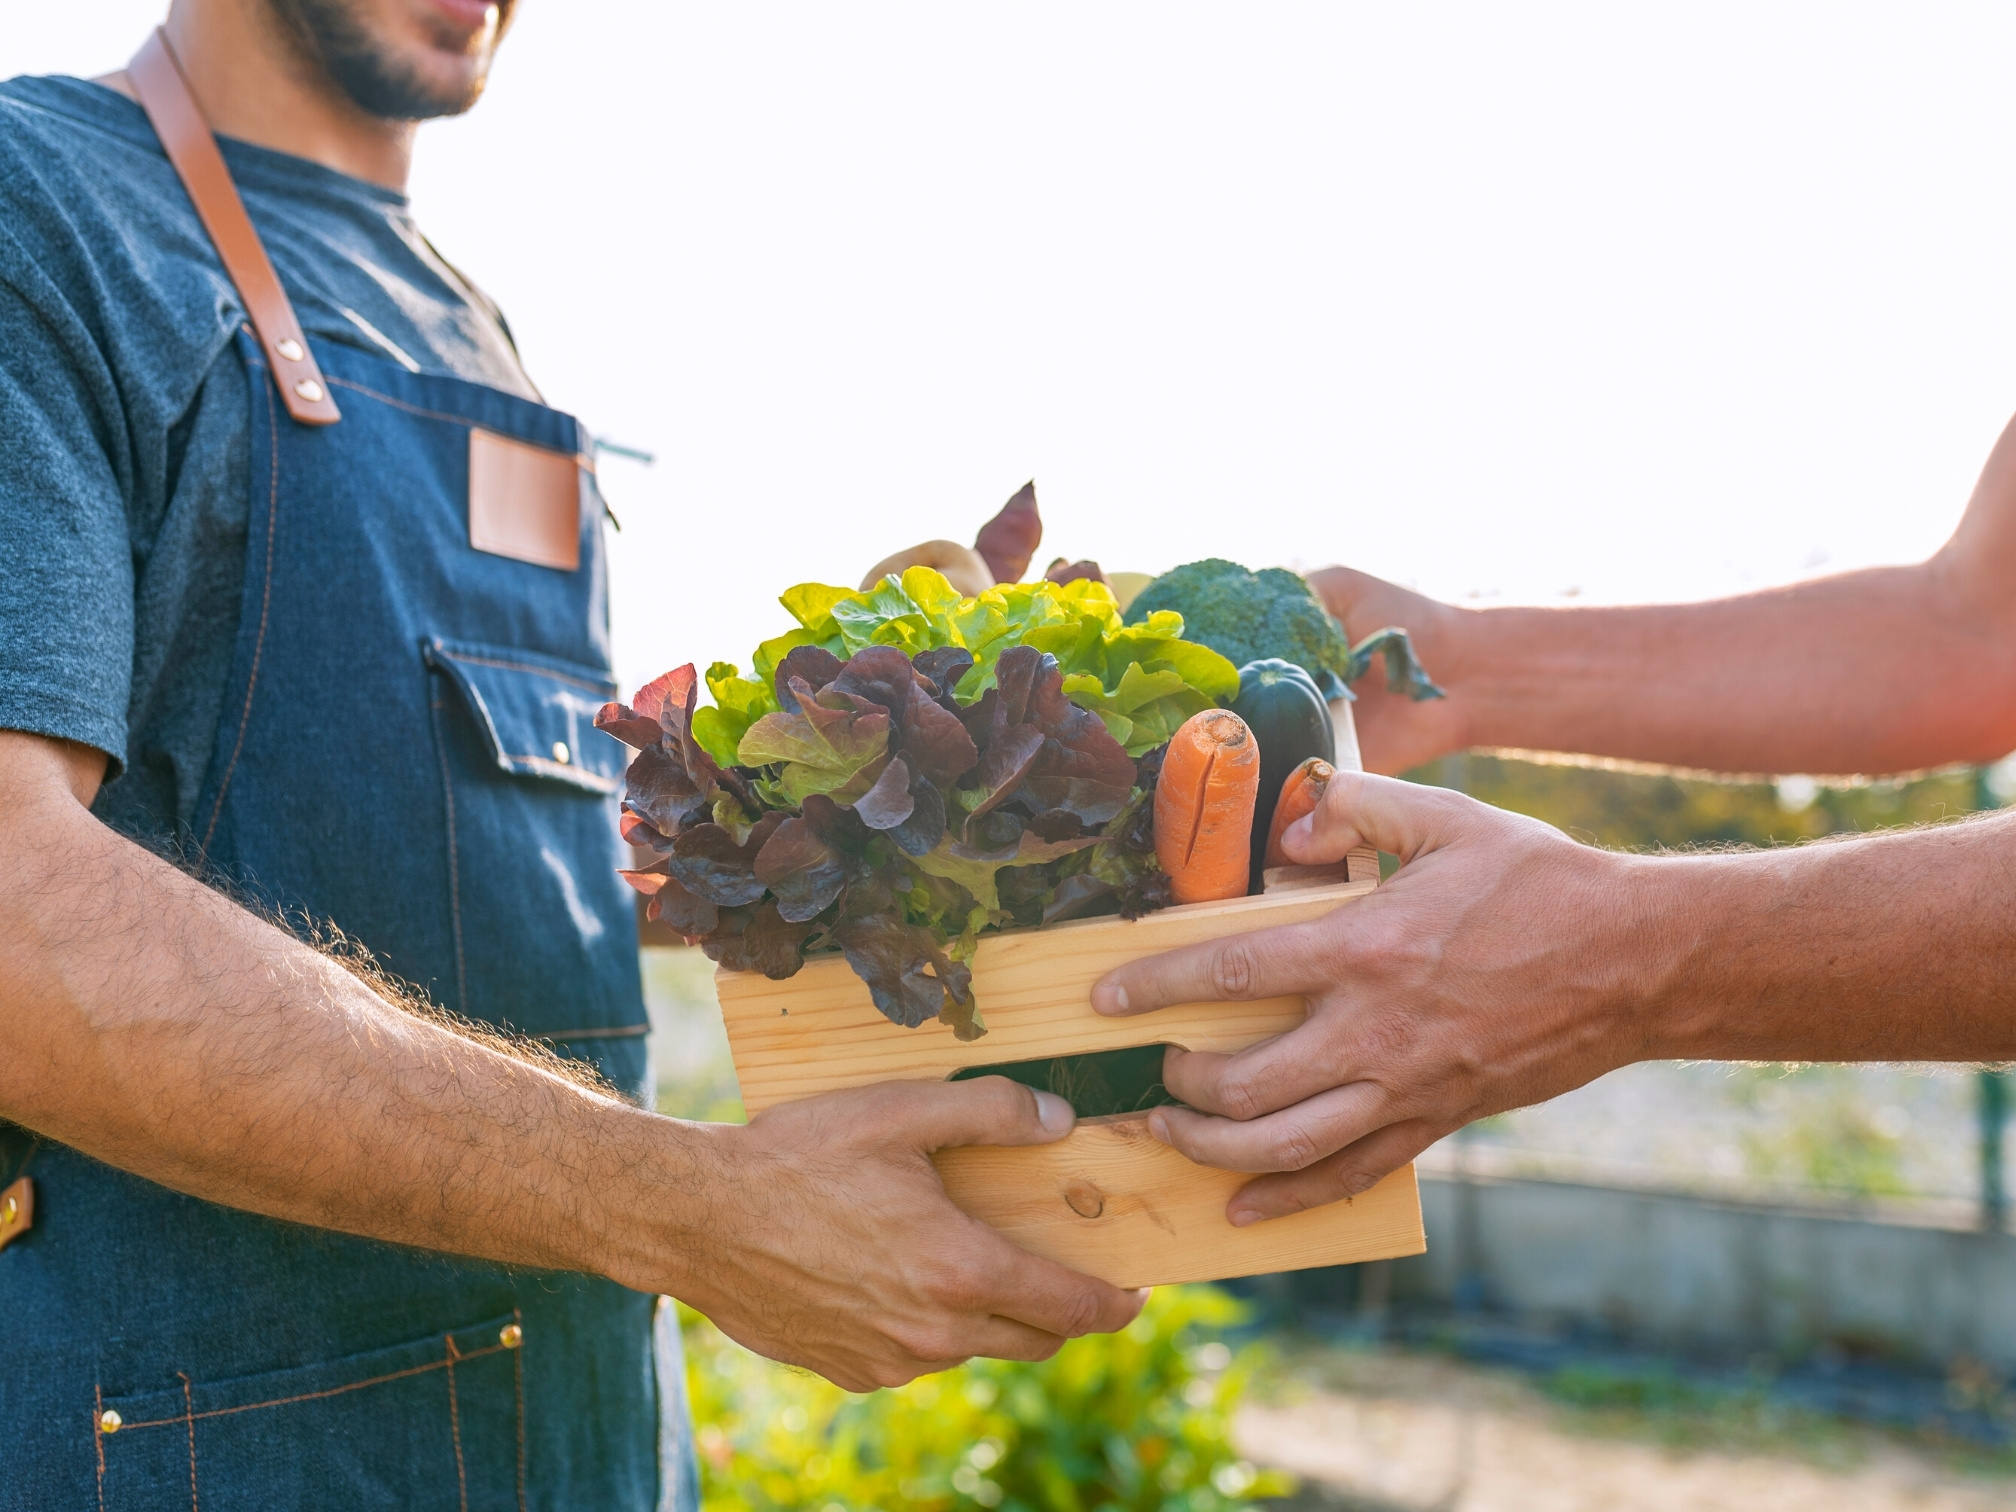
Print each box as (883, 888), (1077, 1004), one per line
(1304, 566), (1472, 774)
(1089, 772), (1672, 1225)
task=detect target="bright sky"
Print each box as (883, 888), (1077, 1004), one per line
(9, 3), (2016, 695)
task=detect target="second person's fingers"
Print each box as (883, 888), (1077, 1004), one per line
(1280, 770), (1479, 868)
(1146, 1080), (1388, 1176)
(1093, 915), (1337, 1018)
(1159, 1015), (1359, 1123)
(1223, 1119), (1445, 1225)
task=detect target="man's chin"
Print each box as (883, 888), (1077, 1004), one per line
(270, 0), (507, 121)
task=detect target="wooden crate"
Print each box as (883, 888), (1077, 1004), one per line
(715, 878), (1425, 1289)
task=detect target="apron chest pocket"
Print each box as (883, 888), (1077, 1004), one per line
(95, 1312), (526, 1510)
(423, 639), (645, 1046)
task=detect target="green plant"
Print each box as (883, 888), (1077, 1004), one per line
(684, 1285), (1293, 1511)
(605, 569), (1240, 1039)
(1126, 559), (1441, 704)
(1730, 1068), (1912, 1197)
(1543, 1362), (1731, 1414)
(1407, 752), (1985, 852)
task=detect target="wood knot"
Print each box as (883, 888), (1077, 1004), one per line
(1063, 1181), (1105, 1220)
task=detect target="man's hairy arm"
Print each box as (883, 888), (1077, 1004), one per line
(1312, 410), (2016, 777)
(3, 732), (683, 1263)
(0, 731), (1141, 1389)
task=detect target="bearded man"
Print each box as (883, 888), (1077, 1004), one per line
(0, 3), (1139, 1505)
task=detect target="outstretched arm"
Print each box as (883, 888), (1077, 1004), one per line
(1312, 410), (2016, 777)
(0, 731), (1140, 1390)
(1093, 770), (2016, 1223)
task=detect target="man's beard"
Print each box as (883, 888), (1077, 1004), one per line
(267, 0), (511, 121)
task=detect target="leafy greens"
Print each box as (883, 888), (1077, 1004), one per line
(598, 569), (1238, 1038)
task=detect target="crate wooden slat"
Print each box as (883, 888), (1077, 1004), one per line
(935, 1124), (1422, 1288)
(715, 878), (1426, 1287)
(719, 880), (1375, 1108)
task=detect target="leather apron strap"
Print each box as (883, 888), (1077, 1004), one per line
(126, 29), (341, 427)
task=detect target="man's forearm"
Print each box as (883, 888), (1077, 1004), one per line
(1635, 808), (2016, 1062)
(1437, 558), (2016, 775)
(0, 781), (703, 1292)
(1320, 411), (2016, 778)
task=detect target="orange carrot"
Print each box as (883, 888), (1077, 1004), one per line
(1154, 709), (1262, 904)
(1263, 757), (1335, 868)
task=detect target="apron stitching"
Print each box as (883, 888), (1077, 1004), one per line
(434, 650), (614, 695)
(325, 376), (588, 469)
(178, 1371), (198, 1511)
(445, 1335), (469, 1512)
(102, 1343), (512, 1431)
(199, 368), (281, 856)
(324, 376), (476, 427)
(93, 1385), (107, 1512)
(513, 1307), (528, 1512)
(429, 695), (472, 1016)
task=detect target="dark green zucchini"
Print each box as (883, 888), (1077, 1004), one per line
(1232, 659), (1336, 892)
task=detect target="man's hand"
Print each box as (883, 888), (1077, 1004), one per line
(658, 1079), (1145, 1392)
(1092, 754), (2016, 1228)
(1091, 772), (1660, 1224)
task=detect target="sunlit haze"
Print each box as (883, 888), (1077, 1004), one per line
(9, 3), (2014, 695)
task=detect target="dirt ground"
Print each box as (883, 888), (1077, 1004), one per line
(1238, 1348), (2016, 1512)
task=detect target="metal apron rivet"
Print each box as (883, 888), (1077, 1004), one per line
(293, 379), (325, 403)
(98, 1410), (122, 1434)
(551, 742), (570, 764)
(276, 337), (304, 361)
(500, 1323), (524, 1349)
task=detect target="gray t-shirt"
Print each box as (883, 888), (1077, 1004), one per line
(0, 75), (540, 839)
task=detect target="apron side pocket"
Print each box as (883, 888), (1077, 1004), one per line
(95, 1310), (526, 1511)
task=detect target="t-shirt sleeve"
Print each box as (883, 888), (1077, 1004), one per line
(0, 223), (134, 769)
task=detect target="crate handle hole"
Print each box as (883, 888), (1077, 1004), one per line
(950, 1044), (1179, 1120)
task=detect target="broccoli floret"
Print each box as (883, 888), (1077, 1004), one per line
(1125, 558), (1443, 702)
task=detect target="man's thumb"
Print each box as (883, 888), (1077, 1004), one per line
(893, 1077), (1078, 1153)
(1280, 770), (1473, 867)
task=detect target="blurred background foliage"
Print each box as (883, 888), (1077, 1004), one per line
(682, 1286), (1291, 1512)
(1725, 1064), (1915, 1198)
(1406, 752), (1992, 851)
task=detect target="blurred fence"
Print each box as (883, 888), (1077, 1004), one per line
(1398, 1154), (2016, 1371)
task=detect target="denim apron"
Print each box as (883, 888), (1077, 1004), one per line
(0, 327), (699, 1504)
